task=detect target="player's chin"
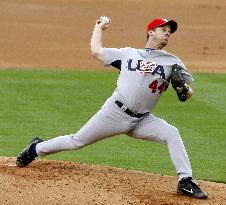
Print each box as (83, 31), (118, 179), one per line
(161, 41), (168, 47)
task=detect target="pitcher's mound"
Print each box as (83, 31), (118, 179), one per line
(0, 157), (225, 205)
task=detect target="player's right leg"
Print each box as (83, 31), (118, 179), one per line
(16, 137), (43, 167)
(16, 99), (132, 167)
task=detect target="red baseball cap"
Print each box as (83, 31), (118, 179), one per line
(147, 18), (178, 34)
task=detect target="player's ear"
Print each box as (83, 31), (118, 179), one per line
(147, 30), (153, 41)
(148, 30), (154, 36)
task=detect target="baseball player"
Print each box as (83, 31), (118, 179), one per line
(16, 16), (208, 199)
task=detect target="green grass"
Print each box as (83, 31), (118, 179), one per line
(0, 70), (225, 183)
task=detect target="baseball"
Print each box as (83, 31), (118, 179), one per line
(98, 16), (111, 29)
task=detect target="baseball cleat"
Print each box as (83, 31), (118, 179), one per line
(177, 177), (208, 199)
(16, 137), (43, 167)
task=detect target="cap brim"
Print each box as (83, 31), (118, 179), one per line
(163, 20), (177, 33)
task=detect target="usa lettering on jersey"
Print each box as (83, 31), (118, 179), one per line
(137, 61), (157, 74)
(127, 59), (166, 79)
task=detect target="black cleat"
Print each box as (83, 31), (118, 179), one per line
(16, 137), (43, 167)
(177, 177), (208, 199)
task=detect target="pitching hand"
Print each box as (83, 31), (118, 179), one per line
(96, 16), (111, 30)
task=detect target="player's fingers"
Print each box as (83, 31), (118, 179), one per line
(96, 19), (101, 24)
(96, 20), (106, 27)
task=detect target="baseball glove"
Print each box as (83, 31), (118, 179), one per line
(170, 64), (189, 102)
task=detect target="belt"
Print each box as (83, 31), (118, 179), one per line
(115, 101), (149, 118)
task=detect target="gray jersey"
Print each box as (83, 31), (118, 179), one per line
(103, 47), (193, 113)
(27, 21), (198, 184)
(35, 47), (193, 181)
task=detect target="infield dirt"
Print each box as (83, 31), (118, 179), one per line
(0, 0), (226, 204)
(1, 157), (226, 205)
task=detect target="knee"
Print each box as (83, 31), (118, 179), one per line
(70, 134), (86, 148)
(70, 133), (94, 149)
(168, 125), (180, 137)
(165, 125), (182, 144)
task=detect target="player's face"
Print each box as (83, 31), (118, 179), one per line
(152, 25), (172, 47)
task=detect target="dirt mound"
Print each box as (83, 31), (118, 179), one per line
(0, 157), (226, 205)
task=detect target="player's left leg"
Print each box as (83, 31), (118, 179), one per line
(128, 114), (208, 199)
(128, 114), (192, 180)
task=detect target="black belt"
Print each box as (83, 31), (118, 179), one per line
(115, 101), (149, 118)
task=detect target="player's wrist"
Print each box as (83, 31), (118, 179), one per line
(187, 86), (193, 99)
(94, 24), (105, 33)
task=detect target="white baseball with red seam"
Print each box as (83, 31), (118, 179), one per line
(99, 16), (111, 29)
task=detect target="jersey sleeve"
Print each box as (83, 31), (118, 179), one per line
(102, 48), (123, 66)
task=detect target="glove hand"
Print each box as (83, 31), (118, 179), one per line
(171, 64), (186, 88)
(170, 64), (189, 102)
(176, 83), (189, 102)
